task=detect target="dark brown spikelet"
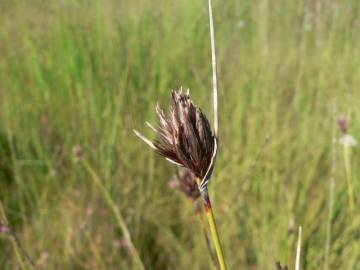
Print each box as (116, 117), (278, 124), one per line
(274, 262), (289, 270)
(134, 89), (217, 190)
(168, 168), (200, 200)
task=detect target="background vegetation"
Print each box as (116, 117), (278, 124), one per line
(1, 0), (360, 269)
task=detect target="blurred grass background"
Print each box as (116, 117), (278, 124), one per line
(1, 0), (360, 269)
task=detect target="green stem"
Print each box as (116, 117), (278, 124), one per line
(0, 202), (37, 269)
(197, 183), (227, 270)
(81, 160), (145, 270)
(196, 201), (218, 267)
(343, 145), (355, 212)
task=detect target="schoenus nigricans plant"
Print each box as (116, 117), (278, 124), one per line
(134, 89), (225, 269)
(134, 1), (227, 269)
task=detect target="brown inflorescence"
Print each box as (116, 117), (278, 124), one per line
(337, 115), (348, 134)
(135, 89), (217, 191)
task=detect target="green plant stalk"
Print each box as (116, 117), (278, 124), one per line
(203, 193), (227, 270)
(343, 143), (360, 267)
(196, 179), (227, 270)
(196, 201), (217, 267)
(295, 226), (302, 270)
(81, 159), (145, 270)
(343, 144), (355, 212)
(324, 110), (336, 270)
(11, 241), (26, 270)
(0, 202), (36, 270)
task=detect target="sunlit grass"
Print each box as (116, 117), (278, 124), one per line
(1, 0), (360, 269)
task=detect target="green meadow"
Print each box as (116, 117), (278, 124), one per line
(1, 0), (360, 269)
